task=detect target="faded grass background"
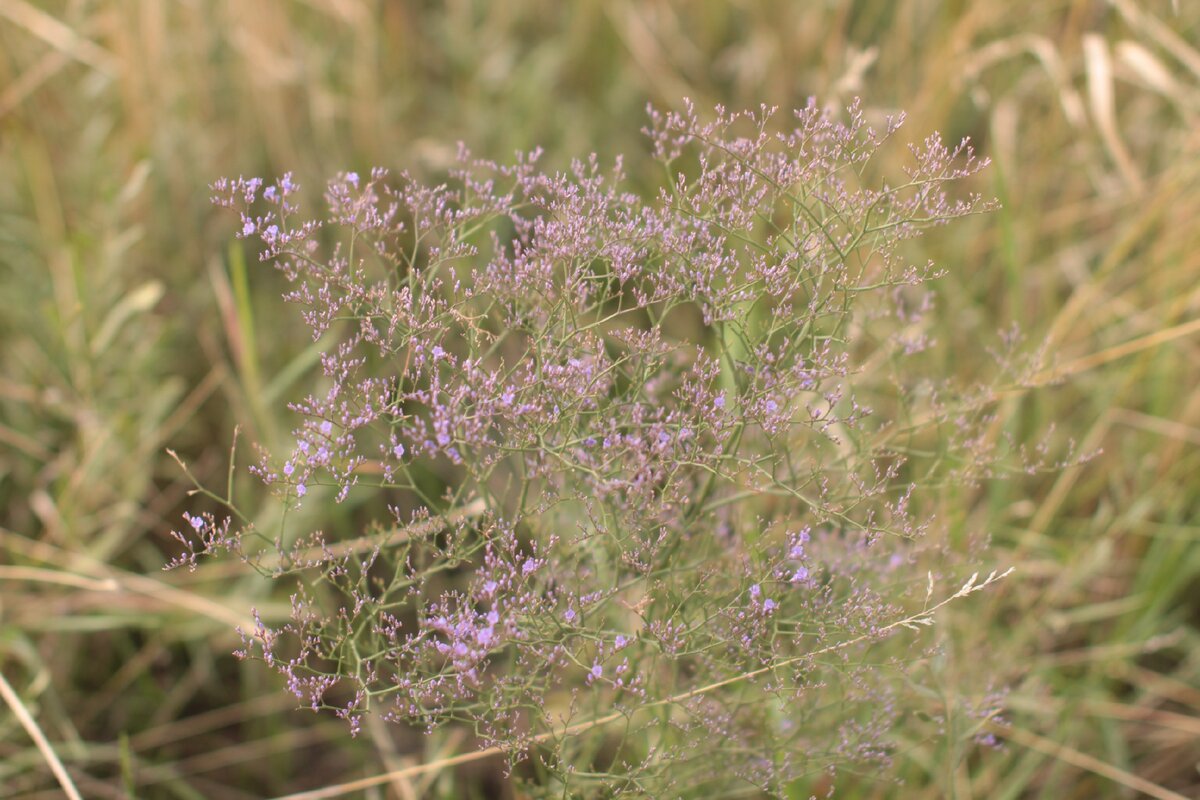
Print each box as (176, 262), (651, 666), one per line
(1, 1), (1198, 798)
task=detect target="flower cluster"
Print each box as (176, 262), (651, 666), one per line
(181, 99), (1020, 796)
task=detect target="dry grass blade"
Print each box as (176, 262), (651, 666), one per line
(0, 48), (70, 118)
(960, 34), (1088, 128)
(1115, 40), (1198, 113)
(1083, 33), (1143, 194)
(994, 722), (1191, 800)
(1111, 407), (1200, 446)
(0, 0), (117, 74)
(281, 496), (489, 565)
(0, 527), (256, 629)
(1109, 0), (1200, 81)
(604, 0), (697, 104)
(0, 670), (84, 800)
(1083, 700), (1200, 738)
(1035, 316), (1200, 383)
(128, 694), (296, 751)
(0, 421), (53, 461)
(0, 565), (118, 592)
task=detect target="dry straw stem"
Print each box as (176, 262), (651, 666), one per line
(869, 315), (1200, 453)
(0, 528), (256, 630)
(271, 569), (1013, 800)
(1082, 33), (1144, 194)
(1109, 0), (1200, 82)
(1030, 317), (1200, 385)
(1008, 695), (1200, 739)
(0, 0), (117, 75)
(279, 496), (490, 566)
(990, 721), (1190, 800)
(0, 669), (84, 800)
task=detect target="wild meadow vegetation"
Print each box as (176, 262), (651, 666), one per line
(1, 2), (1198, 798)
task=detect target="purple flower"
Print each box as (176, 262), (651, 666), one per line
(196, 101), (1008, 788)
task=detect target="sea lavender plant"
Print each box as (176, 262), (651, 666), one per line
(174, 99), (1028, 796)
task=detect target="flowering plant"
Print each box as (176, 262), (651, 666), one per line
(175, 99), (1018, 796)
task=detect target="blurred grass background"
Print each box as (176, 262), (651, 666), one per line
(1, 0), (1198, 797)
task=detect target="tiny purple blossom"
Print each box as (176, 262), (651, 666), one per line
(196, 102), (1009, 791)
